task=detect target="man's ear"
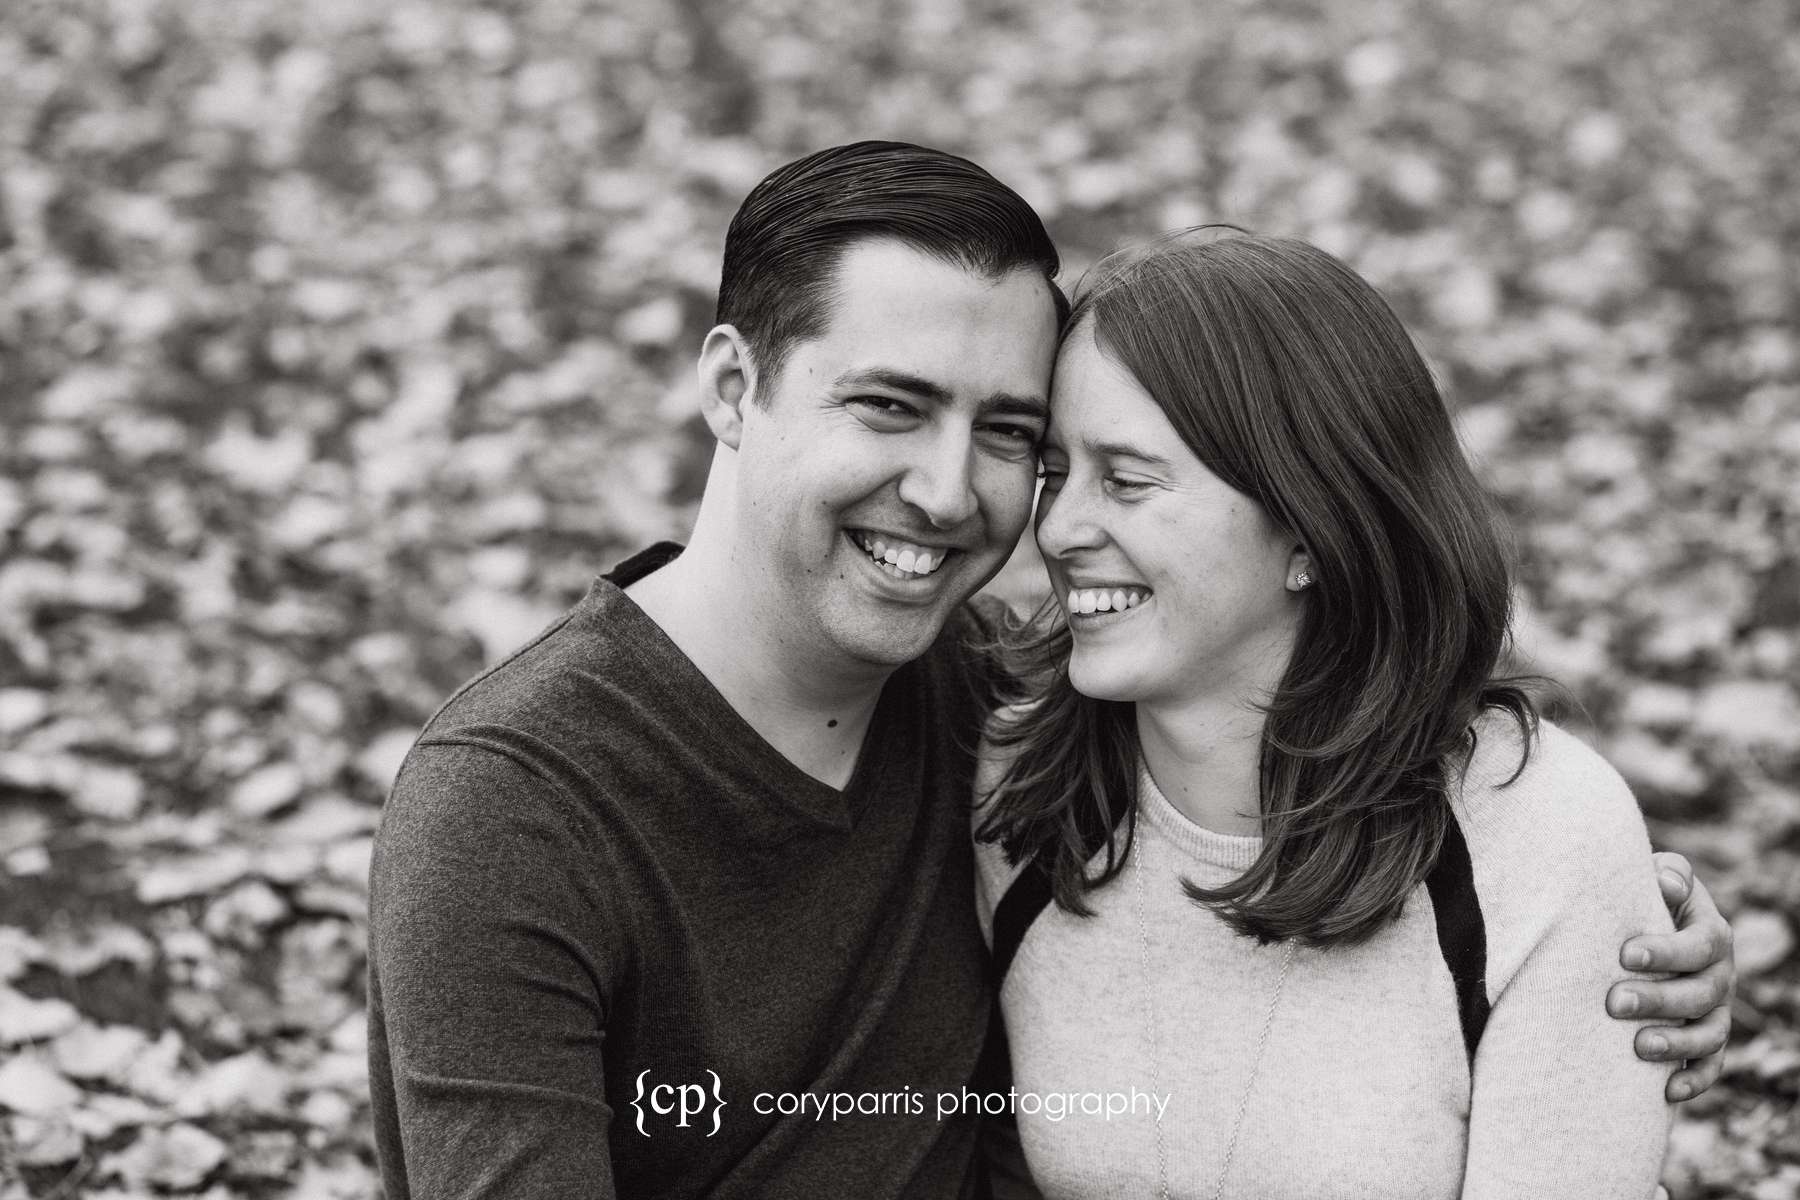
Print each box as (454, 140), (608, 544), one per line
(697, 325), (757, 450)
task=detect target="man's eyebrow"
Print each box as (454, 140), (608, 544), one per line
(978, 393), (1050, 423)
(1085, 439), (1173, 468)
(834, 367), (1048, 423)
(832, 367), (952, 404)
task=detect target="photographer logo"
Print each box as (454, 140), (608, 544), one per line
(630, 1069), (727, 1137)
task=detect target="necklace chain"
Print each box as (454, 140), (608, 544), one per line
(1131, 830), (1297, 1200)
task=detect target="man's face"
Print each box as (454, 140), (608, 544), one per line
(730, 238), (1060, 670)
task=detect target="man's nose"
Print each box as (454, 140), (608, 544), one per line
(897, 432), (979, 529)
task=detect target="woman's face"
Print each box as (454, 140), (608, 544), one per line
(1035, 324), (1304, 710)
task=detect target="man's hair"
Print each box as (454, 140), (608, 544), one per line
(716, 141), (1068, 388)
(977, 228), (1541, 948)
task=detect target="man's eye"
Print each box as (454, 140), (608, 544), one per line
(977, 423), (1042, 459)
(850, 397), (921, 425)
(983, 423), (1039, 444)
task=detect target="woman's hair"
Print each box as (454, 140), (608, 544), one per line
(976, 227), (1541, 947)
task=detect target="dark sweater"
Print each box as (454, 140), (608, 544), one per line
(367, 543), (1004, 1199)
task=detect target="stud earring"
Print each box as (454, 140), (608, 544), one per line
(1295, 571), (1313, 589)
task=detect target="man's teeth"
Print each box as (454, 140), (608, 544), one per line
(855, 532), (944, 577)
(1067, 587), (1149, 615)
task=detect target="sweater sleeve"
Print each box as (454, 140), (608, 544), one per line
(1457, 724), (1675, 1200)
(368, 739), (621, 1200)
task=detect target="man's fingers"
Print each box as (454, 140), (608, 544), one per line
(1651, 849), (1694, 908)
(1666, 1042), (1727, 1103)
(1634, 1005), (1732, 1062)
(1657, 868), (1691, 909)
(1608, 970), (1730, 1021)
(1621, 917), (1733, 975)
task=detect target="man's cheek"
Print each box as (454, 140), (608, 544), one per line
(979, 462), (1039, 547)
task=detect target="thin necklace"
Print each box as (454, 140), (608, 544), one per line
(1131, 826), (1297, 1200)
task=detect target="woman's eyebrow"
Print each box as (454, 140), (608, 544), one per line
(1083, 438), (1172, 468)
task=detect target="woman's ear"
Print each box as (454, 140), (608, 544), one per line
(1286, 545), (1315, 593)
(696, 325), (756, 450)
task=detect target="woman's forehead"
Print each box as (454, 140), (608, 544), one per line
(1049, 330), (1173, 441)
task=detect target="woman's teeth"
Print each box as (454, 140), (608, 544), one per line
(1067, 587), (1149, 615)
(854, 532), (944, 577)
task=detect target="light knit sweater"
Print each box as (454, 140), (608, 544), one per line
(973, 716), (1675, 1199)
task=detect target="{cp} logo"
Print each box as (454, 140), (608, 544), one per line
(631, 1069), (728, 1137)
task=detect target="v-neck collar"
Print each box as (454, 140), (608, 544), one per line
(591, 542), (899, 831)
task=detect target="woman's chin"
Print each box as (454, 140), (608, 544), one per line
(1067, 656), (1148, 704)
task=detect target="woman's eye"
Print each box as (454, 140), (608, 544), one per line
(1104, 475), (1151, 494)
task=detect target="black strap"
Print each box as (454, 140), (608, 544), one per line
(990, 858), (1055, 988)
(1426, 813), (1492, 1064)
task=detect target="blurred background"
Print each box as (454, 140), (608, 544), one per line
(0, 0), (1795, 1194)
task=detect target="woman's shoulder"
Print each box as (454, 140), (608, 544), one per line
(1453, 711), (1648, 855)
(1450, 711), (1661, 941)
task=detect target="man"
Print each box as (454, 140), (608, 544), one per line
(367, 142), (1734, 1199)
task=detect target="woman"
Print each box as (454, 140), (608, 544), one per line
(975, 229), (1677, 1198)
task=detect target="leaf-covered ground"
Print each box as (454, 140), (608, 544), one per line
(1, 0), (1795, 1195)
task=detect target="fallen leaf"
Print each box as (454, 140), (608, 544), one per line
(69, 1091), (159, 1139)
(271, 794), (378, 845)
(137, 846), (255, 904)
(52, 1021), (151, 1082)
(233, 1129), (302, 1181)
(229, 761), (306, 819)
(99, 1121), (227, 1191)
(356, 728), (417, 789)
(9, 1112), (84, 1166)
(0, 986), (81, 1045)
(1735, 909), (1796, 977)
(71, 763), (145, 821)
(0, 689), (51, 735)
(39, 922), (156, 976)
(323, 835), (374, 886)
(202, 880), (291, 945)
(0, 928), (44, 982)
(174, 1050), (292, 1119)
(1694, 681), (1800, 754)
(0, 1053), (84, 1114)
(120, 1029), (191, 1104)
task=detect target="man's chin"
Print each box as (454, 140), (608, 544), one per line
(823, 607), (956, 671)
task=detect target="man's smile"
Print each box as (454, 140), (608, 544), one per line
(847, 528), (959, 579)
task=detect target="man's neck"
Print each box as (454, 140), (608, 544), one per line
(625, 539), (891, 791)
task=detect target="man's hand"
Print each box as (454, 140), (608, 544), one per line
(1607, 851), (1735, 1102)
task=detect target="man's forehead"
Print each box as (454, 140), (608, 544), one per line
(794, 250), (1057, 393)
(823, 240), (1058, 328)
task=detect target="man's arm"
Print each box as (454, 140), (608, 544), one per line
(1463, 834), (1675, 1199)
(1611, 851), (1735, 1101)
(368, 740), (620, 1200)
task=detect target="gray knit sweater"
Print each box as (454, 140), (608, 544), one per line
(975, 715), (1674, 1199)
